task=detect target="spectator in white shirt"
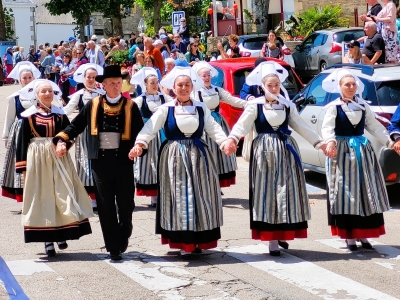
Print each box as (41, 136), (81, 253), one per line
(85, 41), (105, 67)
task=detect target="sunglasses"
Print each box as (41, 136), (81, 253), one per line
(193, 44), (199, 47)
(174, 36), (180, 39)
(76, 52), (82, 54)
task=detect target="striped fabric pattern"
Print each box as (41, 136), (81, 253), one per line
(251, 133), (311, 224)
(0, 120), (24, 190)
(75, 128), (94, 187)
(203, 115), (237, 176)
(159, 139), (223, 232)
(134, 132), (161, 185)
(326, 137), (389, 216)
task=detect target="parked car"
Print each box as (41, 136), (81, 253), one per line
(291, 64), (400, 184)
(209, 57), (303, 129)
(292, 27), (365, 77)
(236, 34), (295, 68)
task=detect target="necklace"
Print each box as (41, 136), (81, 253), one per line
(177, 99), (191, 105)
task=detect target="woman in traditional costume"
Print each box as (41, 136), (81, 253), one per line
(223, 62), (327, 256)
(130, 67), (169, 207)
(63, 64), (104, 208)
(1, 62), (40, 201)
(192, 61), (247, 188)
(129, 67), (234, 256)
(321, 69), (394, 251)
(16, 79), (94, 257)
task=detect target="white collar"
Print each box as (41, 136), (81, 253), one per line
(21, 104), (65, 117)
(247, 95), (292, 108)
(325, 97), (367, 111)
(106, 94), (122, 104)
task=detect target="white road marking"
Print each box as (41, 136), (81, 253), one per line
(316, 238), (400, 259)
(6, 259), (54, 276)
(224, 244), (398, 300)
(98, 252), (239, 300)
(375, 262), (395, 270)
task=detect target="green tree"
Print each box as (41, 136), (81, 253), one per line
(45, 0), (134, 39)
(0, 0), (7, 40)
(4, 8), (15, 40)
(294, 5), (349, 37)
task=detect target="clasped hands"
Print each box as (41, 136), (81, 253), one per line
(392, 139), (400, 156)
(55, 141), (67, 157)
(129, 144), (143, 160)
(222, 138), (238, 156)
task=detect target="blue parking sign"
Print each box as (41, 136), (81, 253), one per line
(172, 11), (185, 27)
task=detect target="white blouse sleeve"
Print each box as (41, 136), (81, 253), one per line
(364, 104), (392, 147)
(321, 105), (338, 144)
(133, 95), (143, 109)
(217, 87), (247, 108)
(288, 104), (323, 148)
(135, 105), (168, 148)
(228, 104), (258, 143)
(2, 96), (16, 140)
(63, 93), (81, 116)
(203, 105), (228, 145)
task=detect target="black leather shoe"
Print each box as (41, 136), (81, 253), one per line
(278, 241), (289, 249)
(269, 250), (281, 257)
(45, 243), (56, 257)
(57, 241), (68, 250)
(110, 252), (122, 261)
(120, 239), (129, 253)
(192, 248), (202, 254)
(359, 240), (373, 249)
(345, 240), (358, 251)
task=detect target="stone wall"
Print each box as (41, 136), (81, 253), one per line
(294, 0), (368, 27)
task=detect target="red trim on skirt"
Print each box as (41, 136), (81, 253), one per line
(220, 177), (236, 188)
(15, 194), (23, 203)
(330, 225), (386, 239)
(2, 189), (16, 200)
(252, 228), (307, 241)
(136, 189), (158, 196)
(161, 237), (218, 252)
(88, 193), (96, 200)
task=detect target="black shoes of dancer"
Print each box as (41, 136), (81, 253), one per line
(120, 238), (129, 253)
(345, 240), (358, 251)
(45, 242), (68, 257)
(359, 239), (373, 249)
(278, 240), (289, 249)
(110, 252), (122, 261)
(346, 239), (373, 251)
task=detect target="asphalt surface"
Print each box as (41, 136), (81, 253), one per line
(1, 83), (400, 300)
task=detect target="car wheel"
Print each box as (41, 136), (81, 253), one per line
(319, 61), (327, 72)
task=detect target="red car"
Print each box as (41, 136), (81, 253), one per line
(209, 57), (303, 129)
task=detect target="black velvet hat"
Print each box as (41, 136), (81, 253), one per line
(95, 65), (123, 83)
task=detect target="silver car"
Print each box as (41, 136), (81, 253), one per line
(292, 27), (365, 77)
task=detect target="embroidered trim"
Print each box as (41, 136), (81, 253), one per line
(102, 98), (124, 116)
(16, 161), (26, 169)
(28, 117), (40, 137)
(91, 96), (100, 136)
(55, 132), (69, 142)
(122, 99), (133, 140)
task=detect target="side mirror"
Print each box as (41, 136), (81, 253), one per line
(295, 45), (302, 52)
(293, 93), (305, 107)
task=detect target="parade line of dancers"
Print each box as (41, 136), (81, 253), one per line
(2, 60), (400, 261)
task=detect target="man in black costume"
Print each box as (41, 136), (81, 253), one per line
(54, 65), (145, 261)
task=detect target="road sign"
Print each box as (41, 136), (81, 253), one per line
(172, 11), (185, 27)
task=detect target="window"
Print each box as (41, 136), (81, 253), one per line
(304, 74), (329, 105)
(211, 66), (224, 88)
(303, 34), (316, 48)
(376, 80), (400, 106)
(314, 34), (327, 47)
(333, 30), (365, 43)
(242, 37), (267, 50)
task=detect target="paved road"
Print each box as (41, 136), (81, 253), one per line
(1, 83), (400, 300)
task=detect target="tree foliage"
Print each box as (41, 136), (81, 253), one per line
(254, 0), (270, 34)
(0, 0), (7, 40)
(293, 5), (349, 37)
(44, 0), (134, 38)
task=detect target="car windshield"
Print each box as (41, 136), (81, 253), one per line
(333, 30), (365, 43)
(241, 37), (267, 50)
